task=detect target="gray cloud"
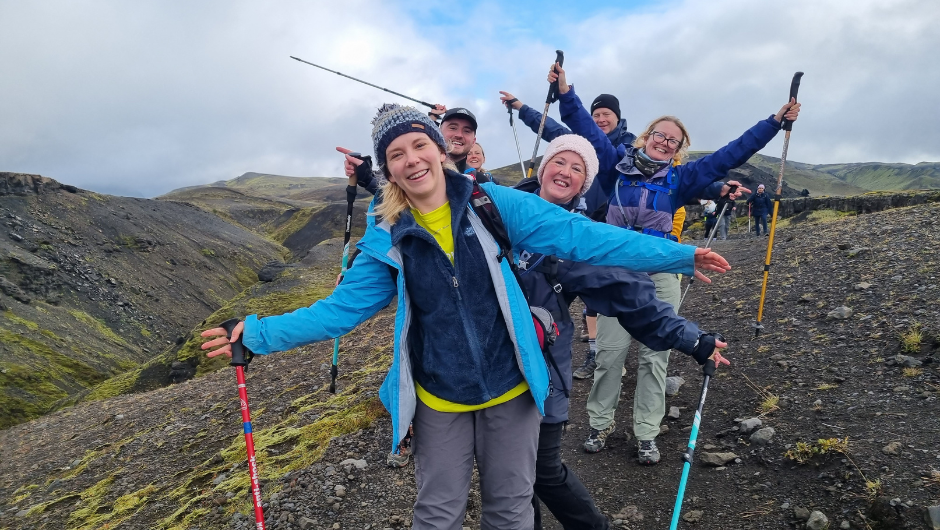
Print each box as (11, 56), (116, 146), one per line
(1, 0), (937, 197)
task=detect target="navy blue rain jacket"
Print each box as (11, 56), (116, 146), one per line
(747, 192), (773, 217)
(512, 179), (701, 424)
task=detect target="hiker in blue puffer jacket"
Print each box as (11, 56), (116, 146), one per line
(202, 104), (731, 530)
(514, 135), (729, 530)
(546, 62), (800, 465)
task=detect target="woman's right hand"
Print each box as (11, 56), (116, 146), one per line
(710, 337), (731, 370)
(546, 62), (569, 94)
(336, 146), (364, 178)
(499, 91), (523, 110)
(200, 321), (244, 359)
(773, 97), (801, 124)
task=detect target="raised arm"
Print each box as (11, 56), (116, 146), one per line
(500, 90), (571, 142)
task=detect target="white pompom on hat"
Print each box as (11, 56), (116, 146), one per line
(536, 134), (599, 198)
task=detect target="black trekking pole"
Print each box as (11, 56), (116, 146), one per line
(290, 56), (437, 109)
(754, 72), (804, 337)
(329, 153), (370, 393)
(677, 187), (736, 311)
(668, 338), (723, 530)
(525, 50), (564, 179)
(219, 318), (266, 530)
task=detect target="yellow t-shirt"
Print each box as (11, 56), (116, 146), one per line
(412, 203), (454, 263)
(410, 202), (530, 412)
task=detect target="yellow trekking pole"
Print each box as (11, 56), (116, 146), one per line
(754, 72), (804, 337)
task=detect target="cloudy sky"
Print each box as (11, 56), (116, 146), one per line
(2, 0), (938, 197)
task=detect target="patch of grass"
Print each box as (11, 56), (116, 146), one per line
(66, 309), (130, 347)
(902, 367), (923, 377)
(865, 479), (883, 500)
(67, 475), (115, 527)
(743, 375), (779, 416)
(201, 248), (217, 258)
(785, 437), (850, 464)
(84, 368), (142, 401)
(816, 383), (838, 390)
(267, 206), (322, 243)
(900, 324), (923, 353)
(3, 310), (40, 331)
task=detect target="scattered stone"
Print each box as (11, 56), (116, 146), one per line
(806, 510), (829, 530)
(298, 517), (317, 530)
(798, 294), (814, 304)
(212, 473), (227, 485)
(750, 427), (775, 446)
(682, 510), (703, 523)
(827, 306), (853, 319)
(699, 452), (738, 466)
(840, 520), (851, 529)
(334, 485), (346, 497)
(660, 425), (670, 436)
(793, 506), (811, 520)
(927, 505), (940, 530)
(668, 406), (681, 420)
(837, 243), (851, 250)
(339, 458), (368, 470)
(612, 505), (644, 524)
(845, 247), (870, 258)
(665, 376), (685, 396)
(854, 282), (872, 290)
(738, 418), (762, 434)
(15, 510), (28, 518)
(896, 355), (923, 368)
(882, 441), (902, 455)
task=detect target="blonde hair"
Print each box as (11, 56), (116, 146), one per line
(373, 145), (456, 225)
(633, 116), (691, 165)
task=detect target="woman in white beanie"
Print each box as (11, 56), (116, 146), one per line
(515, 135), (729, 529)
(203, 106), (731, 530)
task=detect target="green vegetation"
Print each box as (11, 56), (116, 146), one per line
(785, 437), (850, 464)
(67, 309), (130, 347)
(900, 323), (923, 353)
(267, 206), (322, 244)
(201, 248), (217, 258)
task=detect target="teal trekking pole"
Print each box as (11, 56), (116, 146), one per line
(329, 153), (369, 393)
(669, 334), (724, 529)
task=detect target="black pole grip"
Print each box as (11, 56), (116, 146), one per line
(781, 71), (803, 131)
(547, 50), (565, 104)
(220, 318), (250, 367)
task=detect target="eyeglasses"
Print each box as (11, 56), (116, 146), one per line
(648, 131), (682, 149)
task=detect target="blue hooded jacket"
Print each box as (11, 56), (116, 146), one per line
(241, 171), (699, 452)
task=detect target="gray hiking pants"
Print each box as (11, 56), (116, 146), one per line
(586, 272), (680, 441)
(412, 392), (540, 530)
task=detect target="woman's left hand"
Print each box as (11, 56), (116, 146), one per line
(773, 97), (801, 124)
(721, 180), (751, 199)
(691, 247), (731, 283)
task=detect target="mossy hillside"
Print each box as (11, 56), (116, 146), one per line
(0, 302), (150, 428)
(266, 206), (323, 244)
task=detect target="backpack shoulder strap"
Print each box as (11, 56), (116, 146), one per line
(469, 181), (514, 263)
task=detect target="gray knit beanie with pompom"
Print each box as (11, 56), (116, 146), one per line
(371, 103), (447, 169)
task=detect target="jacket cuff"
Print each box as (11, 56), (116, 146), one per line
(241, 314), (270, 355)
(766, 115), (782, 130)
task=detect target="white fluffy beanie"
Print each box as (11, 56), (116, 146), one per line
(536, 134), (599, 197)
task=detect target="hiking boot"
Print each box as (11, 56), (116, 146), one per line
(637, 439), (661, 465)
(572, 350), (596, 380)
(386, 426), (413, 468)
(583, 421), (615, 453)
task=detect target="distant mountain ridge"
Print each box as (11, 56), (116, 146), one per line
(489, 154), (939, 196)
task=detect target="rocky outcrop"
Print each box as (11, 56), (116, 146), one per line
(0, 172), (74, 196)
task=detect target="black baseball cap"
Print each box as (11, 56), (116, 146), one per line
(441, 107), (477, 131)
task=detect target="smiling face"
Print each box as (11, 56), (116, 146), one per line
(591, 107), (618, 135)
(384, 132), (449, 212)
(441, 117), (476, 159)
(643, 120), (684, 162)
(466, 144), (485, 169)
(538, 151), (586, 205)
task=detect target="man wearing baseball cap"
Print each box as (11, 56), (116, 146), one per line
(427, 106), (492, 183)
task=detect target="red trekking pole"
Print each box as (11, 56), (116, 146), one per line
(220, 319), (266, 529)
